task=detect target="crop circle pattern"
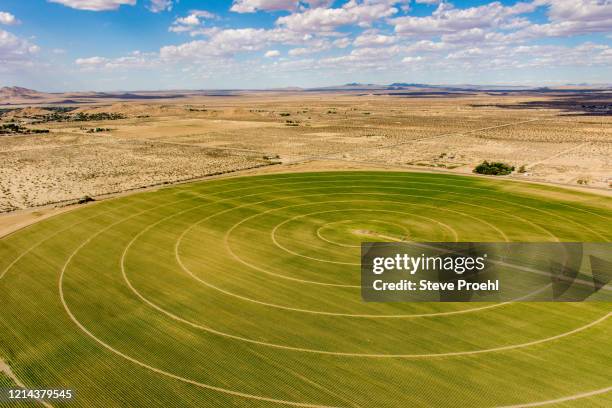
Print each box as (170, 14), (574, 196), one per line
(1, 171), (611, 408)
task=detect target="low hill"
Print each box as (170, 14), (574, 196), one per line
(0, 86), (45, 100)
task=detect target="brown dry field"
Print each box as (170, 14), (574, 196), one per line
(1, 91), (610, 213)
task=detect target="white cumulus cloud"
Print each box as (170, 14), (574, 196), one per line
(231, 0), (332, 13)
(277, 0), (400, 32)
(0, 28), (40, 71)
(48, 0), (137, 11)
(265, 49), (281, 57)
(402, 55), (423, 63)
(161, 26), (310, 60)
(148, 0), (173, 12)
(0, 29), (39, 58)
(232, 0), (299, 13)
(0, 11), (19, 25)
(48, 0), (172, 12)
(354, 30), (396, 47)
(391, 1), (537, 36)
(170, 10), (218, 34)
(75, 56), (108, 67)
(75, 51), (157, 70)
(514, 0), (612, 38)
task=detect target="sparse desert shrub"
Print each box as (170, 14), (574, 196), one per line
(37, 111), (126, 123)
(576, 178), (589, 185)
(279, 113), (291, 116)
(473, 161), (515, 176)
(518, 165), (527, 173)
(0, 123), (49, 134)
(0, 123), (22, 133)
(86, 127), (112, 133)
(73, 112), (125, 121)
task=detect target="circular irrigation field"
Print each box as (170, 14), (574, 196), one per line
(0, 171), (611, 408)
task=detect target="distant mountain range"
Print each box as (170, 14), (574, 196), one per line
(1, 83), (610, 106)
(310, 82), (612, 91)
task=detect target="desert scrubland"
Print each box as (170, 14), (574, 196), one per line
(0, 89), (610, 212)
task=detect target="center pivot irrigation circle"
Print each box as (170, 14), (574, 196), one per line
(175, 196), (514, 316)
(316, 218), (414, 248)
(270, 208), (459, 264)
(3, 171), (610, 408)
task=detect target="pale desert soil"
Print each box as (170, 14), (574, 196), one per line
(2, 157), (610, 240)
(1, 93), (610, 213)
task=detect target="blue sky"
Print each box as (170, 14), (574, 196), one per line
(0, 0), (610, 91)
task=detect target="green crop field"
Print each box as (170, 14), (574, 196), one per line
(0, 171), (610, 408)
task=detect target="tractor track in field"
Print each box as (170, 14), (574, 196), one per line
(0, 358), (53, 408)
(497, 385), (612, 407)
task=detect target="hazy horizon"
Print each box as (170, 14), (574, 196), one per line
(1, 0), (611, 92)
(3, 81), (612, 95)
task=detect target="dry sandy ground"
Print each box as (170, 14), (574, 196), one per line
(2, 158), (610, 240)
(0, 92), (610, 213)
(0, 205), (74, 238)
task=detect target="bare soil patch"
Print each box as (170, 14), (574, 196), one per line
(1, 92), (610, 213)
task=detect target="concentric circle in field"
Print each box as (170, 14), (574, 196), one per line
(0, 171), (610, 408)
